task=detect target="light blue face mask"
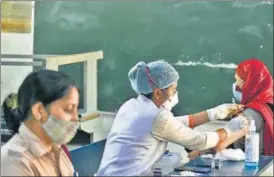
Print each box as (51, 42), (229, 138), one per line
(232, 83), (242, 102)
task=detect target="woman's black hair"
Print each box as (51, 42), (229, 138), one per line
(2, 70), (76, 134)
(142, 87), (168, 100)
(266, 103), (274, 113)
(142, 92), (154, 100)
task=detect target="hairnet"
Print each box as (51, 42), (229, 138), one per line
(128, 61), (179, 94)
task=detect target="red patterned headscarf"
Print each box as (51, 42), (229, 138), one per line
(236, 58), (273, 155)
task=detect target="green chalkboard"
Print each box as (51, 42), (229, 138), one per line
(58, 63), (85, 109)
(34, 1), (273, 115)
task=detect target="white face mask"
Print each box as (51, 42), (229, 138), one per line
(232, 83), (242, 102)
(162, 92), (179, 111)
(42, 115), (79, 145)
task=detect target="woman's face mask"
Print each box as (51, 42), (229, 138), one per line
(232, 83), (242, 102)
(42, 114), (79, 145)
(162, 91), (179, 111)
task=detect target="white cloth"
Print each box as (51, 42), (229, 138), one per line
(180, 171), (198, 176)
(201, 148), (245, 161)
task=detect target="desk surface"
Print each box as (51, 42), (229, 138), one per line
(171, 156), (273, 176)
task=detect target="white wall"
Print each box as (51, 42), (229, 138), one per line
(1, 2), (35, 105)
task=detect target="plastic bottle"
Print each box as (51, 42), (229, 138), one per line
(245, 120), (259, 169)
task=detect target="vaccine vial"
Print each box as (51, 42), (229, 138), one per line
(211, 156), (217, 175)
(216, 159), (223, 169)
(211, 158), (216, 169)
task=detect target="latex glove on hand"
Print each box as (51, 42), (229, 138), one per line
(207, 103), (244, 121)
(224, 114), (249, 137)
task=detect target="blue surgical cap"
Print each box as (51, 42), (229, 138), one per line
(128, 61), (179, 94)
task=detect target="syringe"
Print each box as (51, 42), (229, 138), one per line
(232, 98), (236, 104)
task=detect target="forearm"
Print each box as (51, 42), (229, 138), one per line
(190, 111), (210, 127)
(177, 103), (242, 128)
(214, 114), (249, 151)
(188, 116), (249, 158)
(215, 127), (248, 152)
(188, 128), (229, 159)
(216, 128), (228, 143)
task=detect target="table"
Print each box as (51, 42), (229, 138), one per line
(171, 156), (273, 176)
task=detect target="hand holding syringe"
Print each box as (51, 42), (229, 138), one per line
(214, 103), (244, 120)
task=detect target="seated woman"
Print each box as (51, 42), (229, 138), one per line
(188, 58), (273, 159)
(1, 70), (80, 176)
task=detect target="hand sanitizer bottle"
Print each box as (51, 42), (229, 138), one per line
(245, 120), (259, 169)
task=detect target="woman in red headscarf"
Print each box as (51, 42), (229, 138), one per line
(232, 58), (273, 155)
(188, 58), (273, 160)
